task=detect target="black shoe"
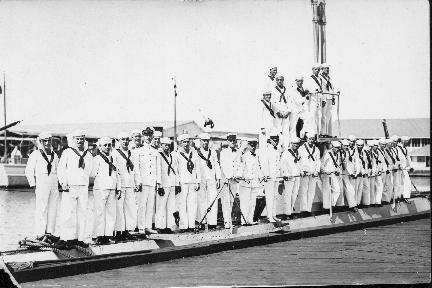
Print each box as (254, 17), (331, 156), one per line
(65, 240), (75, 250)
(179, 229), (188, 233)
(208, 225), (217, 230)
(106, 237), (116, 245)
(95, 237), (105, 245)
(76, 241), (89, 248)
(135, 233), (148, 240)
(134, 227), (139, 233)
(123, 231), (137, 240)
(351, 207), (359, 212)
(53, 240), (66, 249)
(173, 212), (180, 227)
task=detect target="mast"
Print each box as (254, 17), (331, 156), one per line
(172, 77), (177, 147)
(311, 0), (326, 64)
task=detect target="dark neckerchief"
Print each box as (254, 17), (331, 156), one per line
(392, 147), (400, 161)
(116, 148), (134, 172)
(98, 151), (117, 176)
(358, 148), (366, 168)
(365, 150), (372, 169)
(321, 73), (333, 90)
(398, 145), (408, 157)
(39, 149), (55, 175)
(372, 150), (381, 164)
(231, 147), (237, 152)
(304, 144), (316, 161)
(311, 74), (322, 90)
(68, 147), (88, 169)
(159, 151), (176, 175)
(180, 150), (194, 174)
(328, 150), (339, 168)
(378, 148), (389, 166)
(386, 148), (396, 164)
(288, 148), (300, 163)
(348, 147), (356, 161)
(275, 85), (287, 103)
(261, 99), (275, 118)
(197, 148), (213, 169)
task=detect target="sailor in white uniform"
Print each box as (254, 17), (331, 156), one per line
(219, 133), (241, 228)
(195, 133), (221, 229)
(304, 63), (324, 136)
(371, 139), (385, 205)
(280, 137), (302, 217)
(319, 63), (337, 136)
(156, 137), (178, 232)
(91, 137), (121, 245)
(390, 135), (403, 202)
(399, 136), (413, 201)
(236, 138), (263, 225)
(261, 91), (275, 139)
(57, 129), (93, 249)
(112, 132), (138, 240)
(289, 77), (308, 139)
(264, 66), (278, 92)
(130, 129), (142, 150)
(259, 132), (282, 222)
(339, 139), (358, 210)
(133, 127), (162, 235)
(298, 132), (320, 214)
(272, 75), (291, 145)
(174, 134), (201, 232)
(320, 141), (342, 210)
(380, 138), (394, 203)
(25, 132), (60, 242)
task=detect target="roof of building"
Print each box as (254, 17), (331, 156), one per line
(335, 118), (429, 138)
(12, 121), (193, 139)
(410, 145), (430, 157)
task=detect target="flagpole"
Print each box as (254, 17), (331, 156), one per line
(173, 77), (177, 149)
(3, 72), (7, 161)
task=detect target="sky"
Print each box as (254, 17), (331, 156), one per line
(0, 0), (429, 134)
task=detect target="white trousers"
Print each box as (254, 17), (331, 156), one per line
(321, 174), (341, 209)
(177, 184), (197, 229)
(402, 171), (412, 199)
(289, 112), (300, 140)
(197, 181), (218, 226)
(355, 177), (364, 205)
(238, 185), (259, 224)
(373, 175), (384, 204)
(93, 189), (116, 237)
(220, 180), (237, 228)
(369, 176), (376, 205)
(59, 185), (88, 241)
(137, 185), (156, 230)
(382, 172), (393, 202)
(393, 170), (403, 199)
(320, 101), (333, 136)
(34, 175), (59, 237)
(298, 176), (318, 212)
(263, 181), (279, 220)
(341, 176), (357, 208)
(155, 186), (176, 229)
(361, 177), (371, 205)
(283, 178), (300, 215)
(115, 187), (137, 232)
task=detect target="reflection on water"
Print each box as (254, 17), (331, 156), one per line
(0, 177), (429, 251)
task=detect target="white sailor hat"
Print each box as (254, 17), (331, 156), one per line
(153, 131), (162, 138)
(199, 133), (211, 140)
(401, 136), (410, 141)
(347, 135), (356, 142)
(341, 139), (350, 146)
(117, 132), (130, 140)
(291, 137), (301, 144)
(331, 141), (341, 148)
(130, 129), (141, 137)
(269, 66), (277, 71)
(263, 91), (272, 96)
(238, 136), (249, 142)
(378, 138), (387, 144)
(385, 138), (393, 144)
(177, 133), (190, 142)
(321, 63), (330, 68)
(275, 75), (284, 80)
(295, 76), (304, 81)
(38, 131), (52, 140)
(312, 63), (321, 68)
(248, 138), (258, 144)
(356, 139), (364, 145)
(160, 137), (171, 145)
(71, 129), (86, 137)
(226, 133), (237, 140)
(305, 131), (316, 138)
(97, 137), (111, 146)
(390, 135), (399, 142)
